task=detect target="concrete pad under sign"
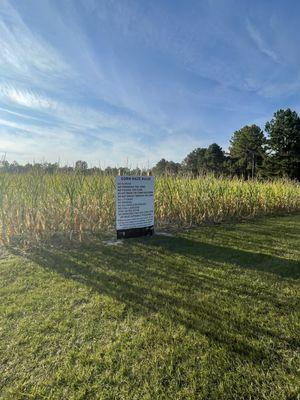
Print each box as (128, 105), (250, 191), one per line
(103, 239), (124, 246)
(155, 231), (173, 237)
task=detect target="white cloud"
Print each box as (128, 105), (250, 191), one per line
(0, 106), (52, 123)
(0, 0), (69, 77)
(3, 0), (297, 167)
(0, 0), (229, 167)
(0, 83), (167, 165)
(246, 20), (279, 63)
(0, 83), (58, 110)
(0, 83), (152, 137)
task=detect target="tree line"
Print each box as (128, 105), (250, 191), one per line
(153, 108), (300, 180)
(0, 158), (149, 177)
(1, 108), (299, 180)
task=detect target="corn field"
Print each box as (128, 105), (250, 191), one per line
(0, 171), (299, 243)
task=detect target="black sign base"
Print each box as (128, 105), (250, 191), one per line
(117, 226), (154, 239)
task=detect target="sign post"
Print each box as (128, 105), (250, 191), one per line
(116, 176), (154, 239)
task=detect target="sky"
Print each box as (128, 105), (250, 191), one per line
(1, 0), (300, 168)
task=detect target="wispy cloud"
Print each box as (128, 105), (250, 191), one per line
(246, 19), (279, 63)
(0, 82), (191, 165)
(0, 0), (300, 166)
(0, 83), (58, 110)
(0, 82), (157, 138)
(0, 0), (69, 78)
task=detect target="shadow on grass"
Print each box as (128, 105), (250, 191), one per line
(8, 217), (300, 366)
(148, 234), (300, 279)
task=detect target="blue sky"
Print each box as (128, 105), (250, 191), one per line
(1, 0), (300, 167)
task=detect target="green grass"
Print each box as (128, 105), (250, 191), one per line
(0, 214), (299, 399)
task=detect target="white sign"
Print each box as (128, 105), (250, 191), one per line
(116, 176), (154, 230)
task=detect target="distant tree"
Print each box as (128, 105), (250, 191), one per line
(152, 159), (168, 175)
(61, 165), (74, 174)
(166, 161), (181, 175)
(131, 167), (142, 176)
(182, 148), (207, 176)
(24, 163), (34, 173)
(229, 125), (266, 179)
(104, 166), (119, 175)
(204, 143), (225, 174)
(222, 153), (235, 176)
(0, 160), (9, 170)
(43, 162), (59, 174)
(75, 160), (88, 172)
(118, 167), (131, 176)
(265, 108), (300, 179)
(152, 159), (181, 175)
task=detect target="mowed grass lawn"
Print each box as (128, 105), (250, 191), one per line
(0, 215), (299, 400)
